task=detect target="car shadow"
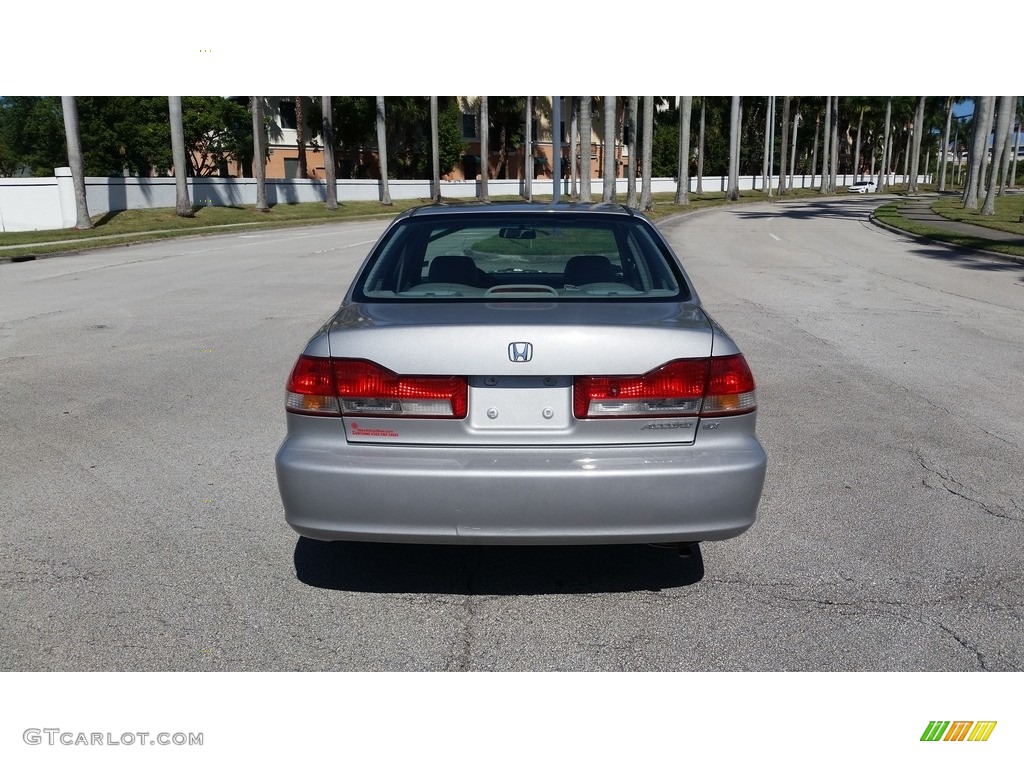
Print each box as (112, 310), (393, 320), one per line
(293, 538), (705, 595)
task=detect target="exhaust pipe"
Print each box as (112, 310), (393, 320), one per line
(649, 542), (699, 558)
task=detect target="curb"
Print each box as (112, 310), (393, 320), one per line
(869, 212), (1024, 267)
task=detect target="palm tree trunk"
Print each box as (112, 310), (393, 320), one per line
(829, 97), (839, 193)
(602, 96), (616, 202)
(579, 96), (592, 202)
(168, 96), (193, 217)
(852, 106), (864, 183)
(908, 97), (925, 193)
(524, 96), (533, 202)
(726, 96), (741, 201)
(626, 96), (638, 208)
(375, 96), (392, 205)
(777, 97), (790, 195)
(901, 123), (912, 184)
(478, 96), (489, 202)
(430, 96), (441, 202)
(819, 97), (831, 194)
(569, 98), (578, 200)
(878, 98), (892, 193)
(251, 97), (269, 212)
(323, 96), (337, 210)
(998, 99), (1016, 195)
(964, 96), (991, 209)
(762, 97), (772, 193)
(1011, 99), (1019, 190)
(640, 95), (654, 211)
(60, 96), (92, 229)
(696, 98), (706, 194)
(981, 97), (997, 196)
(675, 96), (692, 204)
(809, 114), (819, 190)
(295, 97), (308, 178)
(938, 97), (953, 193)
(789, 111), (801, 190)
(982, 96), (1014, 214)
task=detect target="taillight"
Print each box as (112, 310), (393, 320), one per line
(286, 355), (340, 416)
(702, 354), (757, 417)
(574, 360), (708, 418)
(573, 354), (756, 419)
(286, 356), (467, 419)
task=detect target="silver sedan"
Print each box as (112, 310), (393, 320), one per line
(275, 203), (767, 547)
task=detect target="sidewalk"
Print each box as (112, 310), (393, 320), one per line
(879, 196), (1024, 265)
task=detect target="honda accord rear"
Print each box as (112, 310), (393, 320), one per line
(275, 203), (766, 545)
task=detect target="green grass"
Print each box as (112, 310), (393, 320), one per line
(873, 193), (1024, 260)
(0, 199), (431, 260)
(5, 181), (1021, 262)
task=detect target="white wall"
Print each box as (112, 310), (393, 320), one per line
(0, 170), (918, 233)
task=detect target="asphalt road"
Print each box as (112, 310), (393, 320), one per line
(1, 199), (1021, 672)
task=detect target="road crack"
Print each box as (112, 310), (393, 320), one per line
(915, 451), (1023, 522)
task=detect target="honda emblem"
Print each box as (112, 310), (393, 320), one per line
(508, 342), (533, 362)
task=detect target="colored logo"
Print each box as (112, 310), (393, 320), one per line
(920, 721), (997, 742)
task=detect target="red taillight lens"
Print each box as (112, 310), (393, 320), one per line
(573, 355), (756, 419)
(574, 360), (709, 418)
(286, 355), (340, 416)
(334, 360), (467, 418)
(702, 354), (757, 416)
(286, 356), (466, 419)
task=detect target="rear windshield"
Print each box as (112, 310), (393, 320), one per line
(352, 213), (689, 302)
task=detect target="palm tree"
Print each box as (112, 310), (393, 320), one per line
(322, 96), (337, 210)
(829, 97), (839, 193)
(789, 110), (801, 191)
(168, 96), (193, 217)
(696, 98), (706, 194)
(579, 96), (592, 203)
(251, 97), (269, 213)
(524, 96), (533, 202)
(60, 96), (92, 229)
(726, 96), (741, 201)
(1011, 98), (1022, 189)
(569, 98), (578, 200)
(675, 96), (692, 204)
(964, 96), (992, 209)
(777, 97), (790, 195)
(809, 112), (820, 189)
(761, 97), (772, 194)
(626, 96), (638, 208)
(982, 96), (1014, 214)
(998, 98), (1017, 194)
(295, 97), (308, 178)
(603, 96), (616, 202)
(980, 97), (997, 196)
(640, 96), (654, 211)
(851, 102), (866, 183)
(819, 97), (831, 194)
(908, 97), (926, 193)
(878, 97), (892, 193)
(375, 96), (392, 205)
(478, 96), (489, 202)
(938, 97), (953, 192)
(430, 96), (441, 203)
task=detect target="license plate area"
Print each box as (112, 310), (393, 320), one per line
(468, 376), (572, 431)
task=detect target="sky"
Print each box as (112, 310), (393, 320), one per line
(4, 4), (1017, 96)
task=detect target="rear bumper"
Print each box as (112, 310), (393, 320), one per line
(275, 430), (767, 545)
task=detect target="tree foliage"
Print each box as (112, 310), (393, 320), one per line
(0, 96), (251, 178)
